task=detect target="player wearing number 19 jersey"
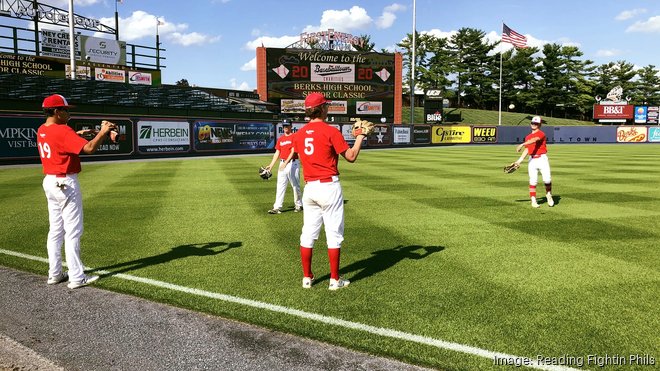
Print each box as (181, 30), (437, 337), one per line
(293, 92), (366, 290)
(37, 94), (116, 289)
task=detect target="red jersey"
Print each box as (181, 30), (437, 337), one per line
(293, 121), (349, 182)
(37, 123), (88, 175)
(275, 133), (297, 160)
(524, 130), (547, 158)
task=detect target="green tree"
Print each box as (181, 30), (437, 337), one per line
(397, 31), (429, 98)
(449, 28), (498, 109)
(500, 47), (540, 113)
(353, 34), (375, 52)
(175, 79), (190, 87)
(632, 65), (660, 105)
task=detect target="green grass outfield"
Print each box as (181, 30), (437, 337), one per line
(1, 144), (658, 370)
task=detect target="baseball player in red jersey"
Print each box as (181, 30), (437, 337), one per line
(37, 94), (117, 289)
(514, 116), (554, 208)
(292, 92), (366, 290)
(264, 120), (302, 214)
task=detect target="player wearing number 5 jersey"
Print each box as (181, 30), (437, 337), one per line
(514, 116), (554, 208)
(292, 92), (366, 290)
(37, 94), (117, 289)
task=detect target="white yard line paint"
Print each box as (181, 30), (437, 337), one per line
(0, 248), (578, 371)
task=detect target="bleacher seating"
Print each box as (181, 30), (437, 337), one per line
(0, 73), (272, 114)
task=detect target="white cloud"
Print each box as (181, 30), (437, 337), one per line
(167, 32), (221, 47)
(244, 35), (300, 50)
(626, 16), (660, 32)
(615, 8), (647, 21)
(596, 49), (622, 57)
(97, 11), (220, 46)
(229, 78), (250, 90)
(376, 3), (406, 29)
(241, 57), (256, 71)
(251, 29), (261, 37)
(303, 6), (372, 33)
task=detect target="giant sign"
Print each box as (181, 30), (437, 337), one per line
(262, 48), (396, 121)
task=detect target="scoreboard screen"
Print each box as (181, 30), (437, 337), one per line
(260, 48), (398, 121)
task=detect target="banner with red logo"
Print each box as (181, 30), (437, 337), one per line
(593, 104), (634, 119)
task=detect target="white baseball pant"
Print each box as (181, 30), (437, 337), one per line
(300, 176), (344, 249)
(528, 154), (552, 186)
(42, 174), (86, 282)
(273, 159), (302, 210)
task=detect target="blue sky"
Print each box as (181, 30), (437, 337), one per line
(8, 0), (660, 90)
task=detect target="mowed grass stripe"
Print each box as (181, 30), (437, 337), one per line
(1, 144), (658, 370)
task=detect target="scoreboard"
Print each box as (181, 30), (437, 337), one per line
(257, 47), (402, 123)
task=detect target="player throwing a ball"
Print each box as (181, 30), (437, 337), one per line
(514, 115), (554, 208)
(292, 92), (366, 290)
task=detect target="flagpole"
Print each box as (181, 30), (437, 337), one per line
(498, 48), (503, 126)
(498, 22), (503, 126)
(410, 0), (416, 125)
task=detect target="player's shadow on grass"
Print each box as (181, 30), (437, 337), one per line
(91, 241), (242, 277)
(316, 244), (444, 284)
(516, 194), (561, 205)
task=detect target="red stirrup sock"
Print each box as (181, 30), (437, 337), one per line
(300, 246), (313, 278)
(529, 185), (537, 198)
(328, 248), (341, 280)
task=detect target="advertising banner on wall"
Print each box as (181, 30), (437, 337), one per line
(0, 116), (41, 158)
(367, 125), (391, 146)
(393, 126), (411, 144)
(95, 67), (126, 83)
(497, 127), (554, 144)
(553, 126), (617, 143)
(593, 104), (634, 120)
(80, 36), (126, 65)
(138, 121), (190, 153)
(431, 126), (471, 144)
(616, 126), (647, 142)
(128, 71), (152, 85)
(634, 106), (648, 124)
(0, 52), (64, 77)
(413, 125), (431, 144)
(647, 106), (659, 125)
(70, 119), (133, 155)
(40, 30), (80, 60)
(275, 123), (303, 140)
(648, 127), (660, 143)
(280, 99), (305, 114)
(472, 127), (497, 143)
(193, 121), (274, 151)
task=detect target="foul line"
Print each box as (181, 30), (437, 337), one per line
(0, 248), (577, 371)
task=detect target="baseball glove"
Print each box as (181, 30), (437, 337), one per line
(259, 166), (272, 180)
(351, 119), (375, 137)
(503, 162), (520, 174)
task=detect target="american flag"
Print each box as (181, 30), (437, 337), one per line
(501, 24), (527, 48)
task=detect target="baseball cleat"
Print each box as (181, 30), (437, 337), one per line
(268, 208), (281, 214)
(47, 272), (68, 285)
(531, 200), (540, 208)
(302, 275), (314, 288)
(67, 275), (99, 289)
(546, 194), (555, 207)
(328, 277), (350, 291)
(294, 206), (302, 213)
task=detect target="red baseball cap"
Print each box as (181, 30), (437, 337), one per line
(42, 94), (73, 109)
(304, 92), (329, 109)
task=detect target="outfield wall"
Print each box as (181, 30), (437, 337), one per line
(1, 114), (657, 164)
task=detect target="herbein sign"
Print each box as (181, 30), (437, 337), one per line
(256, 47), (402, 123)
